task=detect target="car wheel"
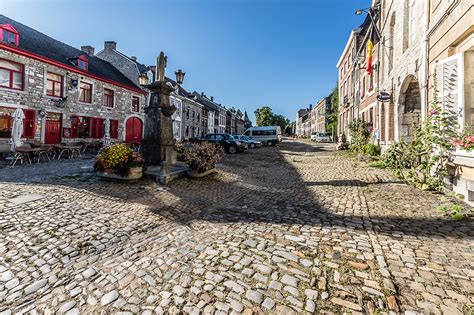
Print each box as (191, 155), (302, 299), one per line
(250, 143), (256, 148)
(228, 146), (237, 154)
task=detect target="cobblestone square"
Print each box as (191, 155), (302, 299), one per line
(0, 140), (473, 314)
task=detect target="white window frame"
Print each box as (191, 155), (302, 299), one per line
(436, 52), (465, 131)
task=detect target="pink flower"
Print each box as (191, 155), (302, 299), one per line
(429, 109), (439, 116)
(464, 135), (474, 143)
(451, 138), (462, 146)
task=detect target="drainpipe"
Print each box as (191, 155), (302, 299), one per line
(421, 0), (431, 122)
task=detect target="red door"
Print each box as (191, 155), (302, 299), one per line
(45, 113), (62, 144)
(125, 117), (142, 143)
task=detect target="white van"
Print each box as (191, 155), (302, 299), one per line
(244, 126), (282, 146)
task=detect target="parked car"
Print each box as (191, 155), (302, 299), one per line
(233, 135), (262, 148)
(200, 133), (247, 154)
(311, 132), (332, 142)
(244, 126), (282, 146)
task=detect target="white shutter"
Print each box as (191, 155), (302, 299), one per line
(436, 53), (465, 130)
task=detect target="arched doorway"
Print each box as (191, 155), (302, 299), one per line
(125, 117), (143, 143)
(398, 75), (421, 142)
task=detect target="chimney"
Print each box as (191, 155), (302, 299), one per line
(309, 104), (313, 110)
(81, 45), (95, 56)
(131, 56), (137, 61)
(201, 92), (204, 97)
(211, 96), (214, 101)
(104, 41), (117, 50)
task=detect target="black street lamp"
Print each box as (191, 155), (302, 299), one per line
(175, 69), (185, 85)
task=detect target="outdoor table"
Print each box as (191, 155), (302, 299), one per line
(12, 147), (44, 165)
(54, 144), (82, 160)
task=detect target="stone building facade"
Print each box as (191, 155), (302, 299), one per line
(182, 95), (203, 140)
(0, 15), (146, 153)
(313, 97), (330, 134)
(379, 0), (429, 145)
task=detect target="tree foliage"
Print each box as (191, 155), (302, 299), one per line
(326, 84), (339, 135)
(254, 106), (290, 131)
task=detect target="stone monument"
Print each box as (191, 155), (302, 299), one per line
(141, 52), (179, 184)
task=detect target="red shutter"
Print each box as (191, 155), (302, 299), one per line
(90, 118), (105, 138)
(22, 109), (35, 138)
(71, 116), (78, 138)
(110, 120), (119, 138)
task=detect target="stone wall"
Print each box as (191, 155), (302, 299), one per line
(182, 98), (203, 139)
(379, 0), (428, 143)
(0, 48), (146, 146)
(96, 43), (141, 87)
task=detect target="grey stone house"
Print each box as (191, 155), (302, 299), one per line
(180, 90), (203, 140)
(193, 92), (219, 135)
(0, 14), (146, 152)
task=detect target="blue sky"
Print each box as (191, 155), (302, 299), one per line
(1, 0), (369, 123)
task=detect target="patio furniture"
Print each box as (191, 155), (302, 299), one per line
(12, 146), (46, 165)
(55, 144), (82, 160)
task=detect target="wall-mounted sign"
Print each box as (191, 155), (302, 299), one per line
(377, 91), (391, 103)
(38, 109), (46, 117)
(63, 127), (72, 138)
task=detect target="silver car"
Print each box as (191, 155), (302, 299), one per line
(234, 135), (262, 148)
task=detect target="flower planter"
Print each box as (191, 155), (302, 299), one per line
(97, 166), (143, 182)
(187, 167), (217, 178)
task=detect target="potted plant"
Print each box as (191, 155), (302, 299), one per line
(94, 144), (144, 181)
(183, 142), (224, 178)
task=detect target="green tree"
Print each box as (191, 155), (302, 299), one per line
(254, 106), (274, 126)
(326, 84), (339, 136)
(272, 114), (290, 132)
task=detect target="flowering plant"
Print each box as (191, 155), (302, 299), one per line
(182, 142), (224, 173)
(451, 135), (474, 151)
(94, 144), (144, 176)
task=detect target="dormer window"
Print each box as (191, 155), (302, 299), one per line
(0, 24), (19, 46)
(77, 55), (88, 71)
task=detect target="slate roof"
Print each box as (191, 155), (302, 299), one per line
(192, 92), (220, 112)
(0, 15), (140, 90)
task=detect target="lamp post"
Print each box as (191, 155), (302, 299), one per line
(140, 52), (186, 184)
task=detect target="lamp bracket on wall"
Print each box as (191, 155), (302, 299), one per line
(54, 96), (68, 108)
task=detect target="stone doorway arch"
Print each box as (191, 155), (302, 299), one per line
(398, 75), (421, 142)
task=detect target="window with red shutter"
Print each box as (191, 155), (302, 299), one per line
(110, 120), (119, 138)
(22, 109), (35, 138)
(71, 116), (78, 138)
(90, 118), (105, 138)
(104, 89), (114, 107)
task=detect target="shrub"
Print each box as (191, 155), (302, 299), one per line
(348, 119), (370, 153)
(94, 144), (144, 176)
(182, 142), (224, 173)
(337, 133), (349, 150)
(363, 143), (381, 156)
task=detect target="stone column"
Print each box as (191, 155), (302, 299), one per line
(141, 81), (176, 183)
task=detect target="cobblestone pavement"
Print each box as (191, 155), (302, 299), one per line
(0, 140), (473, 314)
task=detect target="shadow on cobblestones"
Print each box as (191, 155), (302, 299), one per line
(1, 139), (473, 313)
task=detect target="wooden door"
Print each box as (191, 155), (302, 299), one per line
(45, 114), (62, 144)
(125, 117), (142, 143)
